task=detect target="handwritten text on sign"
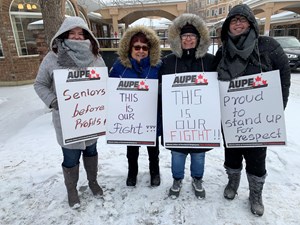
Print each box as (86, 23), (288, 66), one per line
(54, 67), (108, 144)
(162, 72), (221, 148)
(106, 78), (158, 146)
(219, 70), (287, 147)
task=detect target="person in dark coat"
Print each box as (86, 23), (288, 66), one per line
(214, 4), (291, 216)
(109, 25), (162, 187)
(159, 13), (215, 199)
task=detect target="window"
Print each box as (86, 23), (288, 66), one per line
(274, 29), (285, 36)
(10, 0), (76, 57)
(287, 28), (299, 39)
(0, 38), (4, 57)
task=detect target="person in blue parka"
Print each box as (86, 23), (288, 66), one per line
(109, 25), (162, 187)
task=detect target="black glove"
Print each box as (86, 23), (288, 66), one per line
(50, 98), (59, 110)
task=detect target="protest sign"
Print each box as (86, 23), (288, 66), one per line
(162, 72), (221, 148)
(106, 78), (158, 146)
(54, 67), (108, 144)
(219, 70), (287, 147)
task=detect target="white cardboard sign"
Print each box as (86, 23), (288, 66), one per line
(162, 72), (221, 148)
(106, 78), (158, 146)
(219, 70), (287, 147)
(54, 67), (108, 145)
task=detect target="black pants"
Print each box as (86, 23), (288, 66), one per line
(127, 138), (160, 177)
(224, 147), (267, 177)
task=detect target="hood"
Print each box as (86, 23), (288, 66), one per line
(221, 4), (259, 42)
(49, 16), (99, 50)
(118, 25), (161, 68)
(168, 13), (211, 59)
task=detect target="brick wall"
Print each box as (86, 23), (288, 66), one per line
(0, 0), (40, 86)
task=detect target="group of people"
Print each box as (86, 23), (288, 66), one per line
(34, 4), (290, 217)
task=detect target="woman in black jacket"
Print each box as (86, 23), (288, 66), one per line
(214, 4), (291, 216)
(159, 13), (215, 199)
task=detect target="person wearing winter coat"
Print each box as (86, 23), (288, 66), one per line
(214, 4), (291, 216)
(34, 17), (106, 209)
(109, 26), (162, 187)
(159, 13), (216, 199)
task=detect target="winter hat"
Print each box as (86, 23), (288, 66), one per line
(180, 24), (199, 37)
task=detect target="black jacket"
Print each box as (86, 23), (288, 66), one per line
(215, 4), (290, 109)
(159, 14), (216, 154)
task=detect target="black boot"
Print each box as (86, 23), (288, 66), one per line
(148, 144), (160, 187)
(126, 146), (139, 186)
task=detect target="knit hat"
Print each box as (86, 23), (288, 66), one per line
(180, 24), (199, 37)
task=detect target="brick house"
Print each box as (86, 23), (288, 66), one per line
(0, 0), (107, 86)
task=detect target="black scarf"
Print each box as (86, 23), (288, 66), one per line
(217, 29), (258, 80)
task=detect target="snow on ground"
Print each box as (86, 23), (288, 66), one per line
(0, 73), (300, 225)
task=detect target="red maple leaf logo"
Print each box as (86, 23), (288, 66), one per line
(198, 74), (203, 79)
(255, 76), (262, 82)
(139, 81), (145, 85)
(89, 69), (100, 78)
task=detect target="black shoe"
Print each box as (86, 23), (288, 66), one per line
(126, 176), (137, 186)
(151, 174), (161, 187)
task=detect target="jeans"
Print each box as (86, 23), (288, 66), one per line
(171, 151), (205, 180)
(62, 142), (98, 168)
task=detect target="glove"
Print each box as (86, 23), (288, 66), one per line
(50, 98), (59, 110)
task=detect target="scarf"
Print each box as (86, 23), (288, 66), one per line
(56, 39), (95, 68)
(217, 29), (258, 80)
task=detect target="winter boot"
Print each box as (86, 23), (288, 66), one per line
(127, 147), (139, 186)
(192, 177), (205, 199)
(62, 165), (80, 209)
(148, 146), (160, 187)
(247, 173), (267, 216)
(224, 165), (242, 200)
(169, 179), (182, 199)
(83, 155), (103, 196)
(149, 158), (160, 187)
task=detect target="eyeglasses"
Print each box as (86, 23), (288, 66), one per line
(230, 16), (248, 25)
(133, 45), (149, 51)
(180, 34), (197, 40)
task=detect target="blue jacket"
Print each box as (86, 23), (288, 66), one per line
(109, 56), (160, 79)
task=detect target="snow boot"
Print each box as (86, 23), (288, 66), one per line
(169, 179), (182, 199)
(149, 157), (160, 187)
(192, 177), (205, 199)
(148, 145), (160, 187)
(83, 155), (103, 196)
(224, 165), (242, 200)
(127, 147), (138, 186)
(247, 173), (267, 216)
(62, 165), (80, 209)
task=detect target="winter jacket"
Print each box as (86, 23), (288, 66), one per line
(34, 17), (106, 149)
(159, 14), (216, 154)
(109, 25), (162, 136)
(214, 4), (290, 109)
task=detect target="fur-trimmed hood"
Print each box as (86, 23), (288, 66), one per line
(117, 25), (161, 68)
(168, 13), (211, 59)
(49, 16), (99, 50)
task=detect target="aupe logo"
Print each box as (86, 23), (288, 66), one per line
(66, 69), (101, 82)
(172, 74), (208, 87)
(117, 80), (149, 91)
(228, 75), (268, 92)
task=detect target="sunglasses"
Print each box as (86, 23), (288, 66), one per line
(133, 45), (149, 51)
